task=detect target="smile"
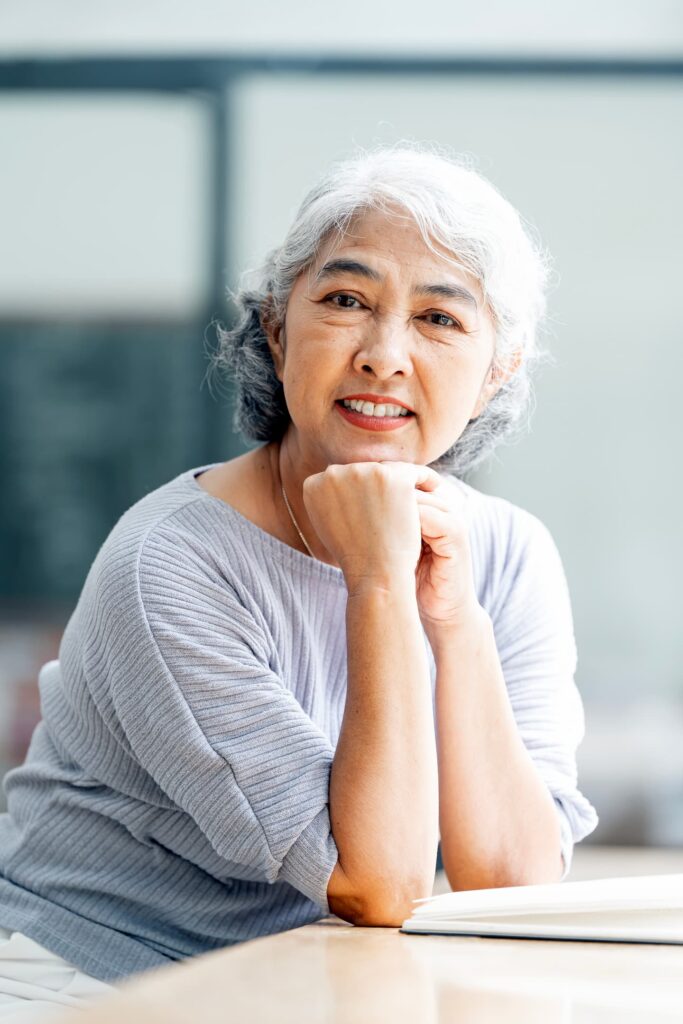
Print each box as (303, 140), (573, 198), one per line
(334, 400), (415, 432)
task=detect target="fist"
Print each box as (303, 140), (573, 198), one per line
(302, 461), (442, 591)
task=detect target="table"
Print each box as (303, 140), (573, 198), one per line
(60, 846), (683, 1023)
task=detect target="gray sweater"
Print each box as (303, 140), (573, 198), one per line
(0, 463), (598, 982)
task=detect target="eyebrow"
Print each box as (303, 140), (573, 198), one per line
(315, 258), (382, 283)
(413, 283), (478, 310)
(314, 258), (478, 310)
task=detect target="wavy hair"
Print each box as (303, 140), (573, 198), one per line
(211, 143), (553, 477)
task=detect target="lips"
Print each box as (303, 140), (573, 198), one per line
(334, 401), (413, 432)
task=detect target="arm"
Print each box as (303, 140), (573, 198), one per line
(431, 607), (564, 891)
(299, 461), (444, 927)
(327, 576), (440, 926)
(414, 487), (597, 890)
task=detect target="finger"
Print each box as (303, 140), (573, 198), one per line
(416, 487), (470, 521)
(415, 491), (453, 514)
(417, 501), (471, 550)
(417, 505), (460, 555)
(376, 460), (443, 493)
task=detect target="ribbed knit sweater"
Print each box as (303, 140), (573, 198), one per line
(0, 463), (598, 982)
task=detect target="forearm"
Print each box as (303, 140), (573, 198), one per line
(430, 606), (563, 890)
(330, 577), (439, 922)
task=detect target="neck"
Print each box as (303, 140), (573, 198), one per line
(269, 434), (340, 568)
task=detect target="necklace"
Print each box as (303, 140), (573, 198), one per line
(278, 446), (314, 558)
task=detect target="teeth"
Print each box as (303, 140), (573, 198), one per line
(342, 399), (409, 417)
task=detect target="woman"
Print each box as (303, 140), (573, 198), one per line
(0, 145), (598, 1011)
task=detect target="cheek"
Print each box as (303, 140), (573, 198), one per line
(281, 342), (341, 417)
(285, 350), (334, 395)
(424, 356), (488, 422)
(285, 328), (352, 383)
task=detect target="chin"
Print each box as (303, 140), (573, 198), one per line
(331, 445), (421, 466)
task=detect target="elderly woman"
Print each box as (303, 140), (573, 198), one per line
(0, 146), (597, 1010)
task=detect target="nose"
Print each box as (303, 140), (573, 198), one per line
(351, 313), (414, 380)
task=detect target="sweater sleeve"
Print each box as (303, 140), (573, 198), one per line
(488, 508), (599, 879)
(105, 523), (339, 913)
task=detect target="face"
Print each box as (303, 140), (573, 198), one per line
(266, 207), (508, 471)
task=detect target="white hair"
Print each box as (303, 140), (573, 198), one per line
(211, 142), (553, 476)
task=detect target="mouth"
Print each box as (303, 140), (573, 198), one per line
(334, 400), (415, 433)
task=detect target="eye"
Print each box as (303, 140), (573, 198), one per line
(422, 311), (463, 330)
(325, 292), (364, 309)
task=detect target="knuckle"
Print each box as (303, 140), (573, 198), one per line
(368, 462), (393, 481)
(303, 472), (324, 494)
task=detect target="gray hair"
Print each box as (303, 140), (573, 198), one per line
(211, 143), (553, 477)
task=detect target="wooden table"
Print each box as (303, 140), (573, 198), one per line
(60, 846), (683, 1023)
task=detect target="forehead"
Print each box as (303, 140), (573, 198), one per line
(311, 206), (482, 295)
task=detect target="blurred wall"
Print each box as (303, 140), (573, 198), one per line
(1, 0), (681, 57)
(0, 95), (210, 318)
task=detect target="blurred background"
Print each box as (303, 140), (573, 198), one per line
(0, 1), (682, 851)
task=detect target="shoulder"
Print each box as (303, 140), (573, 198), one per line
(60, 465), (276, 674)
(82, 467), (213, 584)
(86, 463), (300, 628)
(68, 464), (262, 630)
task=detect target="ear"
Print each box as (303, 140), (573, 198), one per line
(260, 296), (285, 382)
(470, 349), (522, 421)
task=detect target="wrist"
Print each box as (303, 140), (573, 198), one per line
(422, 602), (491, 656)
(344, 567), (418, 599)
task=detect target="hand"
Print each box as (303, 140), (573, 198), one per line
(412, 475), (481, 637)
(302, 461), (442, 593)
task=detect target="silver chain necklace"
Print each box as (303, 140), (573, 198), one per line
(279, 445), (314, 557)
(280, 483), (314, 557)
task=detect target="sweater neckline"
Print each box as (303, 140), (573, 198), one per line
(182, 463), (347, 584)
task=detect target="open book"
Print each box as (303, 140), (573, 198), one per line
(401, 873), (683, 944)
